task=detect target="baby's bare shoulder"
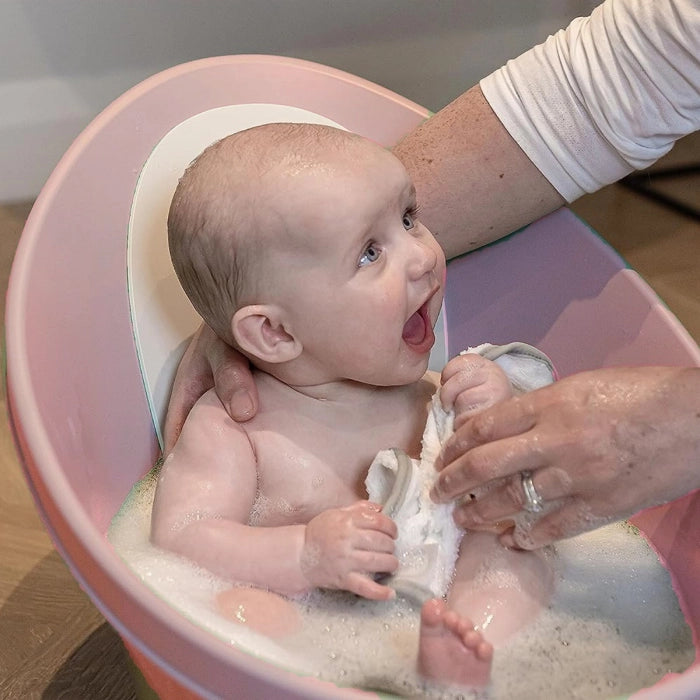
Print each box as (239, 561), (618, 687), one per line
(180, 389), (255, 453)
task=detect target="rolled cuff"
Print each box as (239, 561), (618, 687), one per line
(480, 0), (700, 202)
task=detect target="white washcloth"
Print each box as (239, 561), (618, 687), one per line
(365, 342), (556, 603)
(366, 393), (460, 603)
(466, 342), (557, 393)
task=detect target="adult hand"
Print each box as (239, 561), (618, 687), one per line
(431, 367), (700, 549)
(163, 323), (258, 453)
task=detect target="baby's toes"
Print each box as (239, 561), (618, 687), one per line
(420, 598), (447, 630)
(461, 626), (493, 661)
(475, 640), (494, 662)
(462, 626), (482, 648)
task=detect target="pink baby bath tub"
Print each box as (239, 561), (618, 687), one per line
(6, 55), (700, 698)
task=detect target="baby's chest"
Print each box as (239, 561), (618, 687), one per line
(249, 435), (370, 527)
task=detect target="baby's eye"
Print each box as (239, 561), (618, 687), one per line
(359, 242), (381, 267)
(402, 211), (416, 230)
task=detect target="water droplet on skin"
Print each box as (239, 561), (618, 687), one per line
(235, 604), (247, 623)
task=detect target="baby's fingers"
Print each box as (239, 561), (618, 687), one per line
(452, 385), (503, 416)
(339, 548), (398, 599)
(355, 527), (397, 554)
(354, 549), (399, 575)
(440, 360), (487, 410)
(441, 353), (488, 383)
(353, 502), (398, 539)
(346, 571), (396, 601)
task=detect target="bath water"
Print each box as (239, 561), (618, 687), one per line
(108, 468), (694, 699)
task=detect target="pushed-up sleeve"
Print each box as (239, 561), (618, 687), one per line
(480, 0), (700, 202)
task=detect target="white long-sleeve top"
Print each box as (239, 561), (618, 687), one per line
(480, 0), (700, 202)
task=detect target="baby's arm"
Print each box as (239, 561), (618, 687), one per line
(152, 390), (309, 593)
(440, 353), (512, 418)
(151, 391), (397, 599)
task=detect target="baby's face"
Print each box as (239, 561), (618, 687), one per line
(262, 136), (446, 387)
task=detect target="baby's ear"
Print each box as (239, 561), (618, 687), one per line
(231, 305), (302, 364)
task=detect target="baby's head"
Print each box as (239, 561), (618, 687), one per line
(169, 122), (445, 386)
(168, 123), (347, 345)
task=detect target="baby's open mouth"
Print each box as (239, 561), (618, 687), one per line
(402, 301), (435, 354)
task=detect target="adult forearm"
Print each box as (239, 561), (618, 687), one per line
(395, 0), (700, 261)
(393, 85), (564, 260)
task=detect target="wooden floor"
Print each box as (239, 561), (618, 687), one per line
(1, 133), (698, 698)
(1, 201), (137, 697)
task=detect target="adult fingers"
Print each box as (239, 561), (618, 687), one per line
(440, 393), (538, 467)
(162, 394), (191, 455)
(499, 498), (615, 550)
(431, 431), (544, 503)
(452, 467), (572, 527)
(163, 326), (214, 453)
(208, 338), (259, 422)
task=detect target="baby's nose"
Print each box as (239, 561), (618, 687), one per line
(407, 237), (437, 280)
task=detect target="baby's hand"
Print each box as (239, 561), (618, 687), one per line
(301, 501), (398, 600)
(440, 353), (512, 418)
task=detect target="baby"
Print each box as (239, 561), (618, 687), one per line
(152, 123), (553, 692)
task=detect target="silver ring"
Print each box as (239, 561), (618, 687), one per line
(520, 470), (544, 513)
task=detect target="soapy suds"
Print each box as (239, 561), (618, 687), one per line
(108, 468), (694, 698)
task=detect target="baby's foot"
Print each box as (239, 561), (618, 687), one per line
(417, 598), (493, 689)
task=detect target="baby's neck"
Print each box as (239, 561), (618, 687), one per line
(250, 367), (440, 464)
(254, 368), (396, 407)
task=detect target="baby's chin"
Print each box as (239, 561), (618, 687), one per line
(369, 358), (432, 388)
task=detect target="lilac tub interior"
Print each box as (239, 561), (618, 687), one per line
(6, 56), (700, 699)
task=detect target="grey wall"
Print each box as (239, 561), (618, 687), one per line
(2, 1), (598, 202)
